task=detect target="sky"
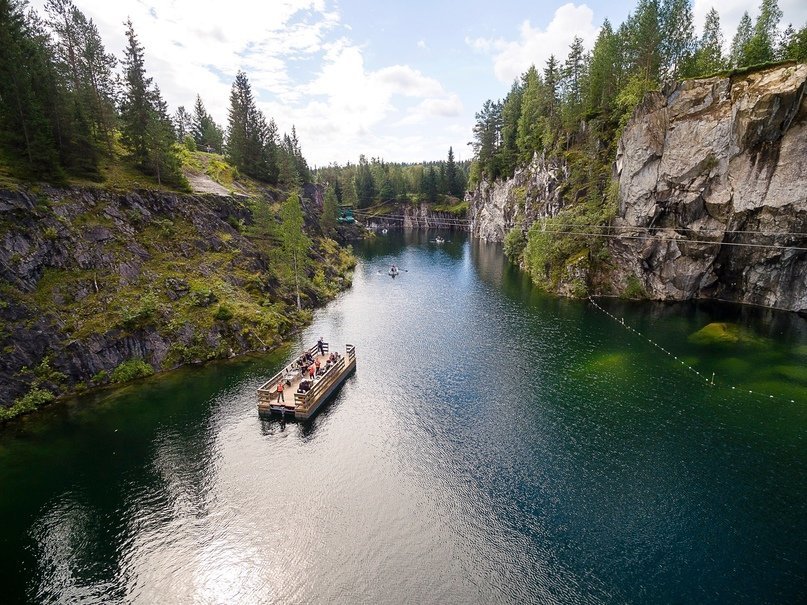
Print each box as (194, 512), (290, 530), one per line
(30, 0), (807, 167)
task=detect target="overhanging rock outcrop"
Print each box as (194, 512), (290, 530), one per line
(610, 63), (807, 311)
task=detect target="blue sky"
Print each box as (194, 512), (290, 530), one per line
(32, 0), (807, 166)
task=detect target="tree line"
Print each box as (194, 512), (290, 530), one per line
(0, 0), (310, 188)
(313, 147), (469, 210)
(470, 0), (807, 186)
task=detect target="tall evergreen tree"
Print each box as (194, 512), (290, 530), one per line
(279, 191), (311, 310)
(744, 0), (783, 65)
(624, 0), (662, 81)
(191, 94), (223, 152)
(119, 19), (152, 167)
(730, 12), (754, 67)
(119, 20), (183, 187)
(562, 37), (586, 108)
(226, 71), (269, 179)
(500, 79), (523, 175)
(781, 24), (807, 61)
(659, 0), (695, 79)
(146, 86), (184, 187)
(354, 155), (375, 208)
(320, 183), (338, 237)
(0, 0), (64, 179)
(586, 19), (620, 115)
(691, 8), (725, 75)
(472, 98), (503, 178)
(445, 146), (463, 197)
(516, 66), (544, 163)
(173, 106), (192, 141)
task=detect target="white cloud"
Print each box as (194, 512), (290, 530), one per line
(31, 0), (467, 165)
(417, 39), (427, 49)
(468, 3), (600, 83)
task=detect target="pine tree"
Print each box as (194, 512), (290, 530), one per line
(279, 191), (311, 310)
(586, 19), (620, 115)
(119, 20), (184, 187)
(624, 0), (662, 81)
(659, 0), (695, 80)
(333, 177), (343, 204)
(730, 12), (753, 67)
(146, 86), (184, 188)
(320, 183), (338, 237)
(781, 24), (807, 61)
(500, 79), (523, 176)
(516, 66), (544, 163)
(744, 0), (782, 65)
(354, 155), (375, 208)
(562, 37), (586, 108)
(691, 8), (725, 75)
(192, 95), (223, 153)
(472, 98), (502, 178)
(119, 19), (152, 167)
(445, 146), (463, 197)
(173, 106), (192, 141)
(0, 0), (63, 179)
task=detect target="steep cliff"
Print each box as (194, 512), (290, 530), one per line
(0, 186), (355, 415)
(468, 63), (807, 312)
(468, 154), (566, 241)
(609, 63), (806, 311)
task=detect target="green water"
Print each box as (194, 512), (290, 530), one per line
(1, 231), (805, 603)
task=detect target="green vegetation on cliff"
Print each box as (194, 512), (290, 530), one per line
(471, 0), (807, 296)
(0, 182), (357, 420)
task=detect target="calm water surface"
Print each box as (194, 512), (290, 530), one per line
(1, 232), (805, 604)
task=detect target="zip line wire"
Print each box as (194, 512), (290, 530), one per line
(354, 213), (807, 252)
(352, 211), (807, 237)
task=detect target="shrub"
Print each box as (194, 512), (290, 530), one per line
(503, 227), (527, 261)
(110, 359), (154, 384)
(120, 293), (157, 329)
(91, 370), (109, 385)
(190, 289), (217, 307)
(622, 275), (647, 299)
(0, 388), (55, 421)
(214, 304), (233, 321)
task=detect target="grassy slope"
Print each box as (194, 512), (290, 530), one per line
(0, 150), (357, 420)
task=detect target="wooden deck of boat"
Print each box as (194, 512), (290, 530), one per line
(257, 343), (356, 420)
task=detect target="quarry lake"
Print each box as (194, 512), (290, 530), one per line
(1, 231), (805, 604)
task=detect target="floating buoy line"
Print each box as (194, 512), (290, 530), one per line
(587, 296), (799, 404)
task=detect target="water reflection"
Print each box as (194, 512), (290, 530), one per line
(0, 231), (805, 604)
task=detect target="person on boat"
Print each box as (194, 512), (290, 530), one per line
(317, 337), (325, 355)
(276, 380), (284, 402)
(315, 357), (322, 375)
(308, 363), (316, 379)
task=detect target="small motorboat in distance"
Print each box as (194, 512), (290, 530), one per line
(381, 228), (388, 234)
(389, 264), (400, 277)
(434, 236), (445, 244)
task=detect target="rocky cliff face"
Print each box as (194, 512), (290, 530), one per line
(0, 186), (354, 412)
(362, 202), (470, 232)
(610, 63), (807, 312)
(468, 63), (807, 312)
(468, 154), (566, 241)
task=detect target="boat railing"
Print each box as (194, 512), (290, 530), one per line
(296, 356), (346, 414)
(257, 341), (330, 404)
(295, 345), (355, 415)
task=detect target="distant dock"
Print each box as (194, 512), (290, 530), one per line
(257, 342), (356, 420)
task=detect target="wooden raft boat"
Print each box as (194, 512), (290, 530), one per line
(257, 342), (356, 420)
